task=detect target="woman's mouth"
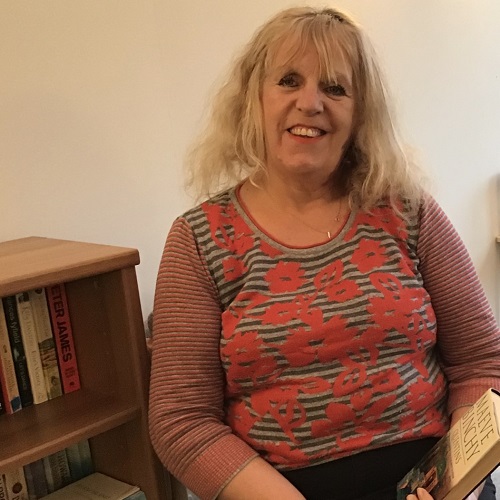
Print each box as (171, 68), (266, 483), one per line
(288, 126), (326, 138)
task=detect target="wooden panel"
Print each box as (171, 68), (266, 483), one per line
(0, 390), (139, 470)
(0, 237), (139, 297)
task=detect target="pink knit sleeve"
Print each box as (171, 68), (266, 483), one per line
(417, 196), (500, 413)
(148, 218), (258, 500)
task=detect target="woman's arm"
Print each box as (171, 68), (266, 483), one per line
(417, 196), (500, 413)
(149, 218), (257, 498)
(218, 457), (305, 500)
(149, 217), (303, 500)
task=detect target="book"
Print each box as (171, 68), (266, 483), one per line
(39, 472), (140, 499)
(2, 296), (33, 408)
(0, 466), (29, 500)
(45, 284), (81, 394)
(0, 301), (22, 413)
(29, 289), (63, 400)
(124, 491), (147, 500)
(15, 292), (48, 404)
(77, 439), (94, 477)
(42, 450), (72, 493)
(65, 442), (84, 482)
(397, 388), (500, 500)
(23, 459), (49, 499)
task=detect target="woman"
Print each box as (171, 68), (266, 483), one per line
(149, 6), (500, 500)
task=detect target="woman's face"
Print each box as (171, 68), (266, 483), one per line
(260, 42), (355, 183)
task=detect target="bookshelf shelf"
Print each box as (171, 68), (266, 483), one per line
(0, 237), (170, 500)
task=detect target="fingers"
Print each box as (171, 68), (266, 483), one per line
(407, 487), (434, 500)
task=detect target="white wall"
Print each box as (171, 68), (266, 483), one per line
(1, 1), (499, 319)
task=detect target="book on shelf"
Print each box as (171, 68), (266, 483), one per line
(0, 301), (22, 413)
(45, 283), (81, 394)
(28, 289), (62, 400)
(0, 466), (29, 500)
(39, 472), (142, 499)
(2, 296), (33, 408)
(15, 292), (48, 405)
(65, 439), (93, 482)
(397, 388), (500, 500)
(77, 439), (94, 477)
(23, 459), (49, 500)
(42, 450), (72, 494)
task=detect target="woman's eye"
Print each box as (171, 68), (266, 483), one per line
(278, 75), (298, 87)
(324, 83), (347, 97)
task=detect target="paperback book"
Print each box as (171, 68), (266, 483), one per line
(397, 388), (500, 500)
(40, 472), (141, 499)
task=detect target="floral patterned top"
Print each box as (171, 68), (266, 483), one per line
(149, 187), (500, 500)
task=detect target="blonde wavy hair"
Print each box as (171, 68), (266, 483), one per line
(185, 6), (426, 210)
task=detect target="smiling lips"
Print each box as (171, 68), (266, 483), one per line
(288, 126), (326, 138)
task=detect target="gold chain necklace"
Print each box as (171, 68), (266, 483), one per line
(267, 193), (344, 240)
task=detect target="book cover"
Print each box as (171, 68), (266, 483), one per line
(65, 442), (85, 482)
(39, 472), (140, 500)
(15, 292), (48, 404)
(45, 284), (81, 394)
(77, 439), (94, 477)
(0, 467), (29, 500)
(2, 296), (33, 408)
(124, 491), (147, 500)
(397, 388), (500, 500)
(28, 289), (63, 400)
(43, 450), (72, 493)
(23, 459), (49, 499)
(0, 301), (22, 413)
(22, 462), (36, 500)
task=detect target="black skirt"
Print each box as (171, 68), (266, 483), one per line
(280, 439), (497, 500)
(280, 438), (438, 500)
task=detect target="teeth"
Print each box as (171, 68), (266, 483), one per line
(289, 127), (323, 137)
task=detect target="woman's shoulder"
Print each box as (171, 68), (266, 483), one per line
(179, 187), (236, 223)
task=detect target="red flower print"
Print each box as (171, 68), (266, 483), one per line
(260, 240), (283, 258)
(314, 260), (362, 303)
(274, 326), (318, 367)
(407, 379), (437, 413)
(315, 315), (358, 364)
(222, 256), (247, 282)
(344, 207), (408, 243)
(257, 301), (299, 325)
(222, 330), (280, 390)
(265, 262), (306, 293)
(351, 239), (387, 273)
(350, 388), (373, 412)
(332, 360), (367, 397)
(421, 407), (448, 435)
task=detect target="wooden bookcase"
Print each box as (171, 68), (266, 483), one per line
(0, 236), (171, 500)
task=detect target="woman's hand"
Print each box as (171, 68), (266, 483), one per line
(407, 487), (482, 500)
(407, 488), (434, 500)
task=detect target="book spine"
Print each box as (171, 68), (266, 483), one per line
(65, 442), (84, 482)
(29, 288), (63, 400)
(0, 301), (22, 413)
(77, 439), (94, 477)
(2, 296), (33, 408)
(47, 450), (73, 492)
(1, 467), (29, 500)
(22, 463), (36, 500)
(23, 459), (49, 499)
(42, 455), (55, 493)
(46, 284), (81, 394)
(15, 292), (48, 404)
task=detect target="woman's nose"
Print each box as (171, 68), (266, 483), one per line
(296, 84), (324, 115)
